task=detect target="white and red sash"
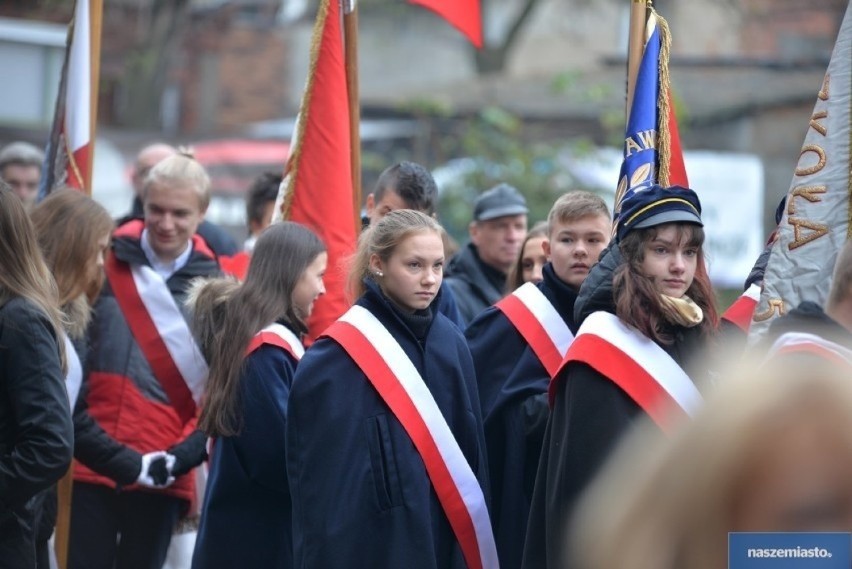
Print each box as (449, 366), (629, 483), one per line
(245, 323), (305, 360)
(551, 311), (702, 434)
(721, 283), (761, 333)
(63, 332), (83, 411)
(496, 282), (574, 378)
(766, 331), (852, 367)
(324, 306), (498, 569)
(105, 253), (208, 424)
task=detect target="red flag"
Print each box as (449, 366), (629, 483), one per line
(42, 0), (101, 198)
(409, 0), (483, 49)
(277, 0), (357, 342)
(663, 94), (688, 188)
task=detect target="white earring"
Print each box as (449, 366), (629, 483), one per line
(375, 271), (383, 277)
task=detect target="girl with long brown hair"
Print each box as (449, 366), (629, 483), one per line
(31, 189), (114, 403)
(190, 221), (326, 569)
(0, 184), (73, 567)
(523, 185), (719, 569)
(29, 188), (113, 569)
(505, 220), (549, 292)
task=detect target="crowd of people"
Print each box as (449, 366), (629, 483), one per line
(2, 138), (852, 569)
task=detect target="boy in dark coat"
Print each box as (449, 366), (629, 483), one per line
(465, 191), (611, 569)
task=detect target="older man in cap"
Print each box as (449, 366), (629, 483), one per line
(0, 141), (44, 209)
(445, 183), (528, 324)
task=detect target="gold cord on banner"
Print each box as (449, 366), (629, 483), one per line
(279, 0), (331, 221)
(655, 8), (672, 189)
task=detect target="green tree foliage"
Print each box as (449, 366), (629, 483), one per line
(433, 105), (608, 242)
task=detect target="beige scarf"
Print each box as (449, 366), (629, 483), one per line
(659, 294), (704, 328)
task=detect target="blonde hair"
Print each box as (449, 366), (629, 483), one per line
(31, 189), (114, 306)
(546, 190), (610, 238)
(349, 209), (443, 300)
(142, 152), (211, 210)
(0, 184), (66, 372)
(570, 358), (852, 569)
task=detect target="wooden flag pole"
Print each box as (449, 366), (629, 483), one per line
(86, 0), (103, 196)
(626, 0), (648, 122)
(54, 469), (74, 569)
(344, 0), (362, 227)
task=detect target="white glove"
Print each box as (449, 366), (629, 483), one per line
(136, 451), (176, 488)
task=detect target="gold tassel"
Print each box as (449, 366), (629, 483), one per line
(655, 8), (672, 188)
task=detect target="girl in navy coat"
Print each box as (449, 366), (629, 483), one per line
(190, 222), (327, 569)
(287, 210), (496, 569)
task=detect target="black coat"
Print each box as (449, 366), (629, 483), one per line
(286, 282), (490, 569)
(522, 246), (706, 569)
(765, 300), (851, 347)
(0, 297), (74, 568)
(465, 263), (579, 569)
(445, 243), (507, 325)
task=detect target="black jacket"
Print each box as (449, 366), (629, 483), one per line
(465, 263), (580, 569)
(445, 243), (506, 325)
(523, 245), (706, 569)
(0, 297), (74, 568)
(765, 301), (851, 347)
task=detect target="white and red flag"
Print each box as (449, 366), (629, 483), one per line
(42, 0), (102, 197)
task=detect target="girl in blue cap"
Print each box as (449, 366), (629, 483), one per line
(522, 185), (719, 569)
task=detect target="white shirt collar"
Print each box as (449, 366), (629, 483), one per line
(140, 228), (193, 280)
(244, 234), (258, 253)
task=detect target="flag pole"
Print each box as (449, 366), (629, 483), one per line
(343, 0), (362, 227)
(54, 471), (73, 569)
(626, 0), (648, 122)
(85, 0), (103, 195)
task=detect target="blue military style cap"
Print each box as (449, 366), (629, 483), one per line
(616, 184), (703, 242)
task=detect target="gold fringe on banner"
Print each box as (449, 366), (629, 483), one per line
(279, 0), (333, 221)
(655, 7), (672, 188)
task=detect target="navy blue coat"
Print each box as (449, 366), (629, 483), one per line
(286, 282), (490, 569)
(445, 243), (508, 326)
(192, 340), (299, 569)
(465, 263), (579, 569)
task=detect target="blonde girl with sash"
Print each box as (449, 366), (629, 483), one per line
(523, 185), (719, 569)
(190, 222), (326, 569)
(287, 210), (497, 569)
